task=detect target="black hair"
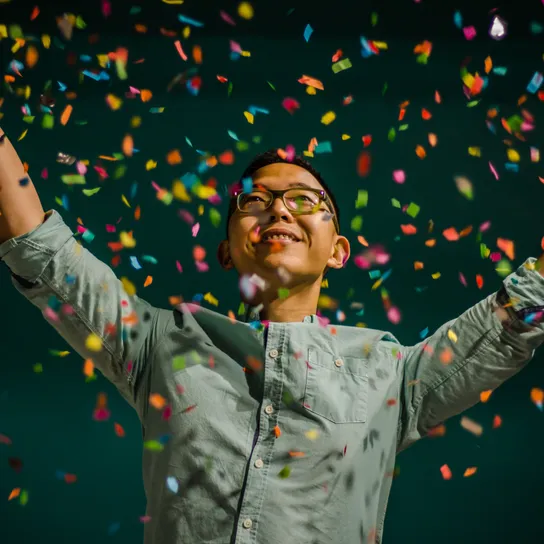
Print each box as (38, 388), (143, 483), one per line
(226, 149), (340, 238)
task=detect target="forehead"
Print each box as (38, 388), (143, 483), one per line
(251, 163), (324, 191)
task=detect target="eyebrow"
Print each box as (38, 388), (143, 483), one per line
(254, 181), (319, 190)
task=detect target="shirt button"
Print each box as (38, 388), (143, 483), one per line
(254, 458), (264, 468)
(334, 358), (344, 367)
(242, 518), (253, 529)
(269, 349), (279, 358)
(264, 404), (274, 415)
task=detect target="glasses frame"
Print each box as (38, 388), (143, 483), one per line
(232, 187), (339, 233)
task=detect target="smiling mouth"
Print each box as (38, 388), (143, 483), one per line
(257, 234), (300, 244)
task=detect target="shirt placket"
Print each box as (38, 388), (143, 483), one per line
(234, 323), (284, 543)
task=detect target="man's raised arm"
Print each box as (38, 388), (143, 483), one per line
(0, 128), (171, 406)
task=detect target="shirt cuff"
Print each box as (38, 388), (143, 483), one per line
(502, 257), (544, 327)
(0, 209), (74, 282)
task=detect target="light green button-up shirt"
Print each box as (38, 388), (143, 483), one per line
(2, 210), (544, 544)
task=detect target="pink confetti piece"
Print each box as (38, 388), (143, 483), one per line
(175, 260), (183, 273)
(162, 405), (172, 421)
(459, 272), (467, 287)
(195, 261), (209, 272)
(387, 307), (401, 324)
(106, 224), (116, 233)
(41, 168), (48, 179)
(0, 434), (12, 445)
(93, 407), (111, 422)
(94, 166), (109, 179)
(178, 209), (194, 225)
(530, 147), (540, 162)
(479, 220), (491, 232)
(521, 121), (534, 132)
(101, 0), (112, 18)
(219, 10), (236, 26)
(488, 161), (499, 180)
(192, 223), (200, 237)
(229, 40), (242, 54)
(490, 252), (502, 262)
(282, 97), (300, 114)
(129, 86), (140, 94)
(392, 170), (405, 183)
(463, 26), (477, 40)
(174, 40), (187, 61)
(140, 516), (152, 524)
(76, 162), (87, 175)
(43, 306), (60, 323)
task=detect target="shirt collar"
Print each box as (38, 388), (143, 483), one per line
(239, 303), (318, 324)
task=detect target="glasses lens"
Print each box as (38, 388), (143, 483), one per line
(238, 191), (272, 212)
(284, 189), (321, 213)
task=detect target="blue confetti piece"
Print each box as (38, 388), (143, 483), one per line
(185, 137), (193, 148)
(55, 470), (65, 480)
(229, 51), (241, 61)
(130, 182), (138, 199)
(181, 172), (199, 189)
(453, 10), (463, 29)
(419, 327), (429, 339)
(107, 522), (121, 536)
(248, 105), (270, 116)
(130, 256), (142, 270)
(381, 269), (392, 282)
(504, 163), (519, 172)
(304, 24), (313, 42)
(80, 55), (92, 62)
(166, 476), (179, 494)
(228, 130), (239, 141)
(314, 141), (332, 154)
(9, 60), (24, 73)
(158, 434), (171, 445)
(492, 66), (507, 76)
(527, 72), (543, 94)
(82, 70), (101, 81)
(57, 81), (67, 91)
(193, 293), (204, 302)
(242, 177), (253, 193)
(485, 120), (497, 134)
(368, 270), (381, 279)
(82, 229), (95, 243)
(178, 14), (204, 27)
(196, 161), (210, 175)
(142, 255), (158, 265)
(61, 195), (70, 211)
(64, 275), (77, 286)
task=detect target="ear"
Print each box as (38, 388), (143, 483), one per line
(327, 235), (350, 270)
(217, 240), (234, 270)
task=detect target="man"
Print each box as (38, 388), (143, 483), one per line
(1, 127), (544, 544)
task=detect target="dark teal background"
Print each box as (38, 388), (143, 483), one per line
(1, 0), (544, 542)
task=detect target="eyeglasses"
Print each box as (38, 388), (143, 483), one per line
(232, 187), (339, 232)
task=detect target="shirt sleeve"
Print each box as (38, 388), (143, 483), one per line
(396, 257), (544, 452)
(0, 209), (173, 405)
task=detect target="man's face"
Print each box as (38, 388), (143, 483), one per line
(224, 163), (350, 289)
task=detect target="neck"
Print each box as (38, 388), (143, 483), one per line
(253, 277), (322, 323)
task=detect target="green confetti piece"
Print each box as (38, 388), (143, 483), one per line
(209, 208), (221, 227)
(278, 466), (291, 479)
(236, 141), (249, 151)
(267, 81), (276, 91)
(191, 350), (202, 364)
(237, 302), (246, 315)
(61, 175), (86, 185)
(369, 270), (381, 279)
(278, 288), (290, 299)
(467, 100), (480, 108)
(406, 202), (420, 218)
(416, 53), (429, 65)
(495, 259), (512, 277)
(351, 215), (363, 232)
(282, 390), (294, 406)
(371, 12), (378, 26)
(228, 82), (233, 97)
(332, 58), (352, 74)
(172, 356), (186, 371)
(480, 243), (489, 259)
(82, 187), (101, 196)
(391, 198), (401, 208)
(20, 490), (29, 506)
(42, 114), (55, 129)
(382, 82), (388, 96)
(141, 255), (158, 264)
(388, 127), (396, 142)
(75, 16), (87, 29)
(85, 374), (98, 383)
(506, 114), (523, 132)
(23, 116), (35, 124)
(398, 124), (409, 131)
(33, 363), (43, 373)
(355, 190), (368, 209)
(143, 440), (164, 452)
(54, 196), (64, 207)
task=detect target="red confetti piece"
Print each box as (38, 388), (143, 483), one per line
(492, 415), (502, 429)
(357, 151), (371, 176)
(476, 274), (484, 289)
(440, 464), (452, 480)
(114, 422), (125, 437)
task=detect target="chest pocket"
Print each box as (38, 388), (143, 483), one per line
(303, 347), (368, 424)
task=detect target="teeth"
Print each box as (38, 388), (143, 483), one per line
(262, 234), (296, 241)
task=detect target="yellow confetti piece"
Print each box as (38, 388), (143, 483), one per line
(204, 292), (219, 306)
(18, 129), (28, 141)
(506, 148), (520, 162)
(244, 111), (254, 124)
(238, 1), (254, 19)
(131, 116), (141, 128)
(145, 160), (157, 171)
(192, 184), (217, 199)
(85, 333), (103, 352)
(162, 0), (184, 3)
(144, 275), (153, 287)
(119, 231), (136, 248)
(468, 146), (481, 157)
(121, 194), (131, 208)
(121, 277), (136, 296)
(321, 111), (336, 125)
(172, 180), (191, 202)
(447, 329), (458, 343)
(306, 86), (316, 95)
(431, 272), (441, 279)
(305, 429), (319, 440)
(341, 134), (351, 140)
(105, 94), (123, 111)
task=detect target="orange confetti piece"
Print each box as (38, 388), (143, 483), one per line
(464, 467), (477, 477)
(440, 464), (452, 480)
(246, 355), (263, 372)
(442, 227), (460, 241)
(122, 134), (134, 157)
(428, 133), (438, 147)
(134, 24), (147, 33)
(96, 392), (108, 409)
(167, 149), (183, 165)
(415, 145), (426, 159)
(30, 6), (40, 20)
(425, 239), (436, 247)
(289, 451), (305, 458)
(531, 387), (544, 406)
(83, 359), (95, 377)
(461, 416), (483, 436)
(476, 274), (484, 289)
(427, 424), (446, 437)
(149, 393), (167, 410)
(114, 422), (126, 437)
(273, 425), (281, 438)
(144, 275), (153, 287)
(140, 89), (153, 102)
(414, 261), (424, 270)
(480, 390), (493, 403)
(484, 56), (492, 74)
(26, 45), (39, 68)
(434, 90), (441, 103)
(8, 488), (21, 501)
(193, 45), (203, 64)
(492, 415), (502, 429)
(421, 108), (432, 120)
(497, 238), (515, 260)
(298, 75), (324, 90)
(459, 226), (473, 238)
(60, 105), (73, 126)
(174, 40), (187, 61)
(134, 205), (141, 220)
(400, 224), (417, 235)
(439, 347), (453, 365)
(357, 235), (369, 247)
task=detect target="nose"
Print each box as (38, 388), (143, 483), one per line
(267, 195), (295, 224)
